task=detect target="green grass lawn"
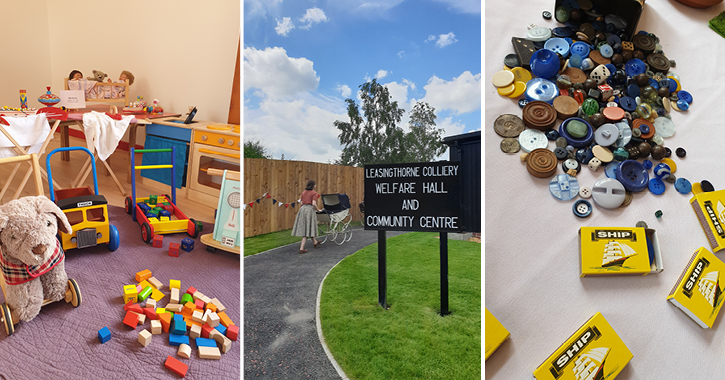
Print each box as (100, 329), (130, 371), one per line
(244, 222), (363, 256)
(319, 232), (481, 380)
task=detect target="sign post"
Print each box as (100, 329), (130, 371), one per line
(364, 161), (461, 316)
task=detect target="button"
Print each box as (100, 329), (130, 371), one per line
(614, 122), (631, 148)
(626, 84), (640, 98)
(594, 123), (619, 147)
(519, 129), (549, 152)
(492, 70), (515, 88)
(555, 137), (568, 148)
(554, 147), (568, 160)
(511, 67), (532, 83)
(544, 37), (570, 57)
(661, 157), (677, 173)
(494, 114), (525, 138)
(616, 160), (649, 192)
(619, 96), (636, 112)
(624, 58), (646, 77)
(573, 200), (592, 218)
(559, 118), (594, 148)
(653, 163), (671, 180)
(497, 83), (516, 96)
(227, 140), (234, 146)
(553, 26), (574, 38)
(553, 96), (580, 119)
(592, 145), (613, 162)
(664, 147), (672, 158)
(530, 49), (561, 79)
(523, 101), (557, 130)
(650, 145), (666, 160)
(562, 158), (581, 173)
(549, 174), (580, 201)
(562, 67), (587, 83)
(592, 178), (626, 209)
(667, 77), (679, 93)
(691, 182), (703, 195)
(201, 135), (208, 141)
(676, 147), (686, 157)
(677, 90), (693, 104)
(566, 120), (588, 138)
(599, 44), (613, 58)
(653, 117), (675, 138)
(651, 133), (664, 146)
(504, 54), (520, 68)
(643, 159), (653, 170)
(542, 10), (552, 19)
(545, 129), (560, 140)
(570, 41), (591, 58)
(579, 187), (592, 198)
(666, 174), (677, 184)
(602, 106), (624, 121)
(518, 99), (529, 108)
(619, 190), (633, 208)
(676, 99), (690, 111)
(525, 78), (559, 103)
(606, 34), (621, 46)
(526, 148), (558, 178)
(605, 161), (618, 178)
(526, 26), (552, 42)
(648, 178), (666, 195)
(575, 147), (593, 164)
(675, 177), (692, 194)
(218, 138), (225, 144)
(500, 138), (520, 153)
(702, 180), (715, 192)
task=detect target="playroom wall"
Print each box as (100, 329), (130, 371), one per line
(0, 0), (239, 146)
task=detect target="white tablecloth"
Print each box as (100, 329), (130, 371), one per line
(485, 1), (725, 378)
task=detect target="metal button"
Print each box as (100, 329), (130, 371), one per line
(592, 178), (627, 209)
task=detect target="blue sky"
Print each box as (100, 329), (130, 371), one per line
(243, 0), (481, 163)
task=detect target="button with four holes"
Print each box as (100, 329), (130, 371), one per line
(579, 187), (592, 198)
(648, 178), (666, 195)
(573, 200), (592, 218)
(616, 160), (649, 192)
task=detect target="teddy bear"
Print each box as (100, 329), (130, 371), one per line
(88, 69), (108, 82)
(0, 195), (73, 323)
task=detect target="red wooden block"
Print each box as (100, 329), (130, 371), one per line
(123, 311), (139, 329)
(128, 303), (143, 314)
(143, 307), (158, 320)
(164, 355), (188, 377)
(201, 323), (215, 339)
(124, 300), (134, 311)
(194, 299), (204, 309)
(152, 234), (164, 248)
(226, 325), (239, 341)
(169, 242), (180, 257)
(186, 286), (197, 295)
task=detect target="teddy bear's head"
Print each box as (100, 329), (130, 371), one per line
(0, 196), (72, 267)
(91, 70), (108, 82)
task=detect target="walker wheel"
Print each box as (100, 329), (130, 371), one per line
(68, 279), (81, 307)
(141, 222), (153, 244)
(124, 196), (133, 214)
(188, 218), (200, 239)
(1, 303), (14, 336)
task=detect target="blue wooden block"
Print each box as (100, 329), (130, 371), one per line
(159, 210), (171, 217)
(181, 238), (194, 252)
(98, 326), (111, 343)
(195, 337), (217, 348)
(138, 202), (151, 212)
(169, 334), (189, 347)
(171, 319), (186, 335)
(215, 325), (227, 336)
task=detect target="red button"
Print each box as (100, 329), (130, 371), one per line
(602, 106), (624, 121)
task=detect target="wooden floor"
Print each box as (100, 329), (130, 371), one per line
(0, 135), (216, 223)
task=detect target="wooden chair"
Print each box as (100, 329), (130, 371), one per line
(64, 78), (130, 107)
(0, 108), (65, 201)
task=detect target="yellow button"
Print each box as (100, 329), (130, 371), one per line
(691, 182), (703, 195)
(497, 83), (516, 96)
(507, 81), (527, 98)
(492, 70), (515, 88)
(661, 157), (677, 173)
(668, 76), (681, 92)
(511, 67), (532, 83)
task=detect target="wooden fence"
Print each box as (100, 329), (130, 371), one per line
(243, 158), (364, 237)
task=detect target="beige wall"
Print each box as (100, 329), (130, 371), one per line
(0, 0), (239, 143)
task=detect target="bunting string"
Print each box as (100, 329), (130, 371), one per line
(242, 192), (301, 211)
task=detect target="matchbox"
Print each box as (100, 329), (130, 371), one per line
(690, 189), (725, 253)
(579, 227), (663, 277)
(667, 247), (725, 329)
(533, 312), (632, 380)
(485, 308), (509, 360)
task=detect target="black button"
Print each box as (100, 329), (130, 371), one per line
(664, 147), (671, 158)
(675, 147), (686, 157)
(542, 10), (552, 20)
(702, 180), (715, 192)
(504, 53), (520, 69)
(554, 147), (568, 160)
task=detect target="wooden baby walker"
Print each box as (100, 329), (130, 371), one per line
(126, 147), (201, 243)
(0, 153), (81, 336)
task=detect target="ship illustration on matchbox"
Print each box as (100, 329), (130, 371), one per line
(533, 312), (632, 380)
(579, 227), (663, 277)
(691, 189), (725, 252)
(668, 247), (725, 328)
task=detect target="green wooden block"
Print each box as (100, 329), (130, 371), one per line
(181, 293), (194, 305)
(138, 286), (153, 302)
(149, 195), (158, 205)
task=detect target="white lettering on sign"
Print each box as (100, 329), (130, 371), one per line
(422, 182), (447, 194)
(419, 216), (458, 229)
(365, 166), (420, 178)
(401, 199), (419, 210)
(77, 201), (92, 208)
(422, 165), (458, 177)
(366, 215), (415, 228)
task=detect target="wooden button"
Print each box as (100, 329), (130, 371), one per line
(553, 96), (580, 120)
(562, 67), (587, 84)
(522, 101), (557, 131)
(526, 148), (558, 178)
(647, 53), (671, 73)
(588, 50), (611, 67)
(602, 106), (625, 121)
(632, 33), (656, 55)
(494, 114), (525, 137)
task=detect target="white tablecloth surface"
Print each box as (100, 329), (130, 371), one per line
(485, 1), (725, 378)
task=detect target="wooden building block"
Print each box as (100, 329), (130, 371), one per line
(164, 356), (188, 377)
(170, 288), (180, 304)
(189, 324), (202, 340)
(192, 291), (205, 301)
(152, 234), (164, 248)
(138, 329), (152, 347)
(150, 288), (165, 302)
(201, 295), (211, 306)
(197, 346), (221, 360)
(132, 312), (146, 325)
(169, 243), (180, 257)
(127, 303), (143, 314)
(135, 269), (152, 282)
(177, 343), (191, 359)
(226, 325), (239, 341)
(143, 307), (158, 320)
(123, 285), (138, 304)
(166, 303), (184, 313)
(219, 335), (232, 354)
(194, 299), (205, 309)
(98, 327), (111, 343)
(145, 298), (157, 309)
(205, 303), (217, 313)
(150, 319), (162, 335)
(202, 309), (211, 324)
(169, 279), (181, 290)
(169, 333), (189, 347)
(207, 312), (220, 328)
(148, 276), (163, 290)
(217, 311), (234, 327)
(123, 311), (139, 329)
(182, 302), (195, 316)
(201, 323), (215, 338)
(209, 298), (226, 313)
(159, 312), (172, 333)
(192, 310), (204, 324)
(186, 286), (197, 295)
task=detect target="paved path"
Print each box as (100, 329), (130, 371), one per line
(244, 228), (403, 379)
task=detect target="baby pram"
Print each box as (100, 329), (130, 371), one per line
(316, 193), (353, 245)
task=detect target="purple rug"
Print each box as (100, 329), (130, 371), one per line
(0, 205), (240, 380)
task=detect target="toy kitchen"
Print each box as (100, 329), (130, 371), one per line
(139, 116), (240, 208)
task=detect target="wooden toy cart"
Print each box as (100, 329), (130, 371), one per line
(0, 153), (81, 336)
(125, 147), (201, 243)
(46, 147), (120, 251)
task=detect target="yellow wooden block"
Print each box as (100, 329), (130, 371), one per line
(217, 311), (234, 327)
(169, 279), (181, 290)
(156, 308), (166, 314)
(138, 280), (152, 289)
(135, 269), (152, 282)
(160, 216), (170, 221)
(123, 285), (138, 304)
(148, 217), (159, 223)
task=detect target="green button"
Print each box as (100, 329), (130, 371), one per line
(566, 120), (588, 138)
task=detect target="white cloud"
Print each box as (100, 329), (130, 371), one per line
(383, 81), (409, 107)
(337, 84), (352, 98)
(245, 0), (283, 19)
(401, 78), (416, 90)
(427, 32), (458, 48)
(329, 0), (405, 14)
(299, 7), (328, 29)
(429, 0), (480, 14)
(275, 17), (295, 36)
(421, 71), (481, 115)
(375, 70), (389, 80)
(397, 50), (405, 59)
(244, 47), (320, 99)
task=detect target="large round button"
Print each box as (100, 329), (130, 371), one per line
(544, 37), (570, 57)
(594, 123), (619, 146)
(653, 117), (675, 138)
(592, 178), (627, 209)
(573, 199), (592, 218)
(570, 41), (591, 57)
(549, 174), (580, 201)
(559, 117), (594, 148)
(675, 177), (692, 194)
(613, 122), (631, 148)
(526, 148), (558, 178)
(527, 26), (552, 42)
(523, 101), (557, 130)
(518, 129), (548, 152)
(648, 178), (666, 195)
(492, 70), (515, 88)
(525, 78), (559, 103)
(616, 160), (649, 192)
(530, 49), (560, 79)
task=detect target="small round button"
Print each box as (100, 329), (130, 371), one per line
(676, 147), (686, 157)
(619, 96), (636, 112)
(549, 174), (580, 201)
(592, 178), (627, 209)
(579, 187), (592, 198)
(544, 37), (570, 57)
(201, 135), (208, 141)
(648, 178), (665, 195)
(554, 147), (568, 160)
(675, 177), (692, 194)
(218, 138), (225, 144)
(562, 158), (581, 173)
(702, 180), (715, 192)
(504, 54), (520, 68)
(642, 159), (653, 170)
(492, 70), (515, 88)
(570, 41), (591, 58)
(542, 10), (552, 19)
(573, 199), (592, 218)
(677, 90), (693, 104)
(653, 163), (671, 180)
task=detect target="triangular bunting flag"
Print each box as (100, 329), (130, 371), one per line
(285, 204), (289, 209)
(242, 204), (247, 210)
(256, 199), (260, 203)
(272, 199), (277, 204)
(262, 192), (267, 197)
(266, 194), (271, 198)
(249, 202), (254, 208)
(292, 203), (295, 208)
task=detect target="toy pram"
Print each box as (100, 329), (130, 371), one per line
(316, 193), (353, 245)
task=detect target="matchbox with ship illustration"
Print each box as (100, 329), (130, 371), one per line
(668, 247), (725, 329)
(579, 227), (663, 277)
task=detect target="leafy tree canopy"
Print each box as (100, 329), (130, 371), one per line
(244, 139), (272, 159)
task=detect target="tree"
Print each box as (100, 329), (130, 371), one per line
(334, 79), (445, 166)
(244, 139), (272, 159)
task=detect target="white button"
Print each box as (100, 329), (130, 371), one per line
(526, 27), (552, 42)
(594, 123), (619, 147)
(653, 117), (675, 138)
(591, 178), (626, 209)
(517, 129), (548, 153)
(579, 187), (592, 198)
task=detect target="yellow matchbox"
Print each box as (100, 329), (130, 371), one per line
(579, 227), (663, 277)
(533, 312), (632, 380)
(485, 308), (509, 360)
(690, 189), (725, 253)
(667, 247), (725, 329)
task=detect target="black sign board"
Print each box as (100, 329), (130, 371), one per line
(364, 161), (461, 233)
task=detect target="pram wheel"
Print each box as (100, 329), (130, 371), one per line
(1, 303), (14, 336)
(67, 279), (81, 308)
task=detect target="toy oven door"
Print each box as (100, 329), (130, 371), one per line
(189, 143), (240, 204)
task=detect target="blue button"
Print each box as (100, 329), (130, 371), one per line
(572, 200), (592, 218)
(605, 161), (619, 179)
(626, 84), (640, 98)
(616, 160), (649, 192)
(525, 78), (559, 103)
(607, 34), (621, 46)
(648, 178), (666, 195)
(544, 38), (570, 57)
(570, 41), (591, 58)
(624, 58), (646, 77)
(530, 49), (561, 79)
(668, 78), (678, 93)
(675, 177), (692, 194)
(619, 96), (636, 112)
(639, 124), (650, 135)
(545, 129), (560, 141)
(676, 99), (690, 111)
(552, 27), (574, 38)
(549, 174), (580, 201)
(605, 64), (617, 77)
(599, 44), (613, 58)
(653, 163), (671, 180)
(643, 159), (653, 170)
(559, 117), (594, 148)
(658, 79), (670, 90)
(648, 78), (659, 90)
(518, 99), (528, 108)
(678, 90), (693, 104)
